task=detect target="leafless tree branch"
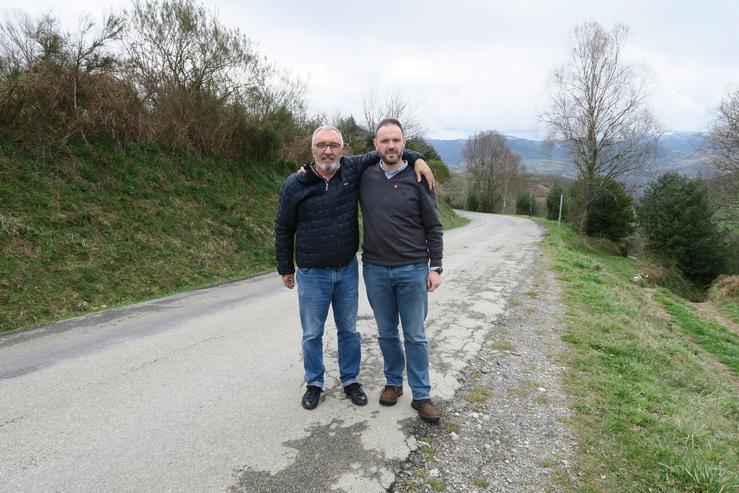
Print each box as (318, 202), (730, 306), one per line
(540, 21), (661, 230)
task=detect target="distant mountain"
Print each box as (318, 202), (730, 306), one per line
(427, 132), (712, 181)
(648, 131), (713, 179)
(425, 139), (467, 170)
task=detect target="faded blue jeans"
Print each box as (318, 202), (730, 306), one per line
(363, 262), (430, 400)
(297, 256), (360, 389)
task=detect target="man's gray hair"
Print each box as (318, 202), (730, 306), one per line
(311, 125), (344, 146)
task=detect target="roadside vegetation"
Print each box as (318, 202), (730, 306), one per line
(710, 276), (739, 324)
(455, 20), (737, 297)
(0, 1), (465, 333)
(0, 138), (291, 332)
(0, 138), (465, 334)
(542, 220), (738, 492)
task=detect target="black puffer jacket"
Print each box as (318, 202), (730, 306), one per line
(274, 151), (421, 274)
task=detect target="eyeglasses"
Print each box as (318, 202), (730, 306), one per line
(313, 142), (342, 150)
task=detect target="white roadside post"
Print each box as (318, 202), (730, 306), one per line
(557, 193), (564, 227)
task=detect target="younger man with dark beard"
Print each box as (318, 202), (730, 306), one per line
(359, 119), (444, 422)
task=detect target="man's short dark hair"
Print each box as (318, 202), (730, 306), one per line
(375, 118), (404, 136)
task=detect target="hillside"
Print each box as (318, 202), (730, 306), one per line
(541, 222), (738, 491)
(0, 141), (465, 333)
(428, 131), (712, 180)
(0, 140), (288, 332)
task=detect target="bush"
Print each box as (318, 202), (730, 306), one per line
(465, 191), (480, 212)
(582, 177), (635, 244)
(427, 159), (451, 184)
(546, 182), (570, 221)
(0, 3), (308, 160)
(516, 192), (534, 215)
(638, 172), (727, 286)
(0, 12), (131, 149)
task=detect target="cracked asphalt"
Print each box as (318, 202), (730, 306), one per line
(0, 211), (543, 492)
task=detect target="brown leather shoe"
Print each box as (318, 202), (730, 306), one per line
(379, 385), (404, 406)
(411, 399), (440, 423)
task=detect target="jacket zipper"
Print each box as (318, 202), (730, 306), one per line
(309, 164), (335, 192)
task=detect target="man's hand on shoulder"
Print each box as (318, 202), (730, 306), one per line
(427, 271), (442, 292)
(282, 274), (295, 289)
(414, 159), (435, 190)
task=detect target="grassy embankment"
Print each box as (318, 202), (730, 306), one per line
(0, 140), (467, 333)
(542, 221), (738, 492)
(711, 277), (739, 325)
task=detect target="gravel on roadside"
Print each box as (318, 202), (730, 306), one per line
(391, 248), (577, 493)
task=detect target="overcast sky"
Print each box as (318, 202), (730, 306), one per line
(2, 0), (738, 139)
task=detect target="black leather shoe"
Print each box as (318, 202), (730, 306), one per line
(302, 385), (322, 410)
(343, 383), (368, 406)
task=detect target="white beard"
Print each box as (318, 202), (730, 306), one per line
(316, 160), (339, 173)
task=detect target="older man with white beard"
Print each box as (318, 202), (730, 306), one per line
(274, 125), (434, 411)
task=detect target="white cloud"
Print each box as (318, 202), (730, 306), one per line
(4, 0), (738, 139)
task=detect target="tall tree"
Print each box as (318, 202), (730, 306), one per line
(0, 11), (127, 146)
(541, 21), (661, 231)
(122, 0), (305, 157)
(124, 0), (263, 103)
(464, 130), (522, 213)
(707, 87), (739, 222)
(361, 89), (425, 139)
(708, 88), (739, 175)
(638, 173), (727, 286)
(333, 114), (371, 154)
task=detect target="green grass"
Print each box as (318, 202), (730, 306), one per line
(428, 479), (446, 491)
(465, 386), (491, 404)
(717, 299), (739, 324)
(647, 260), (707, 302)
(489, 340), (515, 351)
(1, 139), (291, 332)
(654, 289), (739, 374)
(709, 276), (739, 325)
(542, 219), (739, 493)
(511, 378), (539, 398)
(1, 139), (470, 333)
(444, 421), (460, 433)
(419, 440), (437, 460)
(472, 477), (489, 488)
(439, 201), (470, 229)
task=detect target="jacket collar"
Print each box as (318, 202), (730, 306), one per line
(298, 158), (344, 184)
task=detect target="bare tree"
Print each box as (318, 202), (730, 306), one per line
(0, 11), (128, 145)
(0, 11), (49, 74)
(498, 145), (523, 212)
(541, 21), (661, 230)
(708, 88), (739, 174)
(707, 87), (739, 220)
(362, 89), (425, 139)
(69, 15), (124, 110)
(464, 130), (523, 213)
(122, 0), (306, 156)
(123, 0), (264, 104)
(0, 12), (122, 90)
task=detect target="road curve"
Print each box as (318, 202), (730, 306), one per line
(0, 211), (543, 492)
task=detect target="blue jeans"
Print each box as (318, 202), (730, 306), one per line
(297, 256), (360, 388)
(363, 262), (430, 400)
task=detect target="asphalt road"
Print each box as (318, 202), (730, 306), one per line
(0, 211), (543, 492)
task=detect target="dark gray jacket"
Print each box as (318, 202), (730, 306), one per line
(274, 151), (422, 275)
(359, 164), (443, 268)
